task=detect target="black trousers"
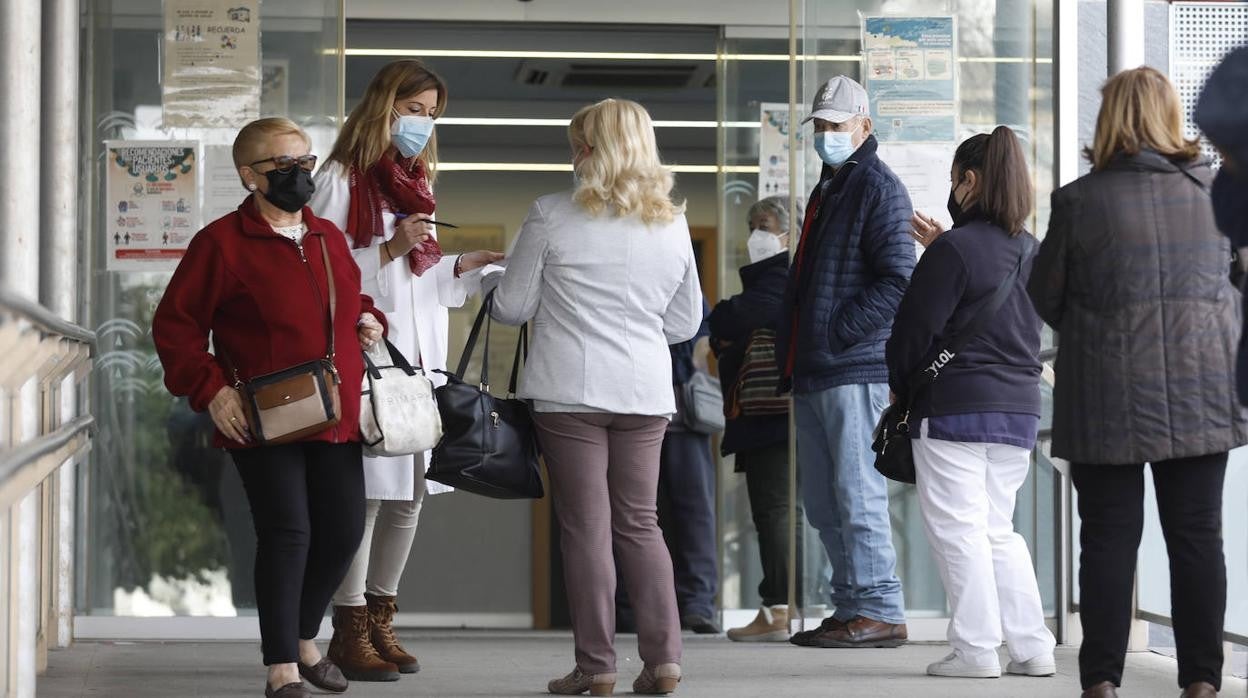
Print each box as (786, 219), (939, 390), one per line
(231, 441), (366, 665)
(618, 429), (719, 624)
(1072, 453), (1227, 691)
(738, 443), (803, 608)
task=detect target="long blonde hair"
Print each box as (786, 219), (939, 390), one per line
(1086, 66), (1201, 171)
(327, 60), (447, 181)
(569, 99), (684, 225)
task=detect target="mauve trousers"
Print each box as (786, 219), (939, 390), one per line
(534, 412), (683, 675)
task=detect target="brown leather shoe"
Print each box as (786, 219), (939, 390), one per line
(297, 657), (348, 693)
(814, 616), (908, 648)
(790, 616), (846, 647)
(1081, 681), (1119, 698)
(265, 681), (310, 698)
(327, 605), (400, 682)
(366, 593), (421, 674)
(1181, 681), (1218, 697)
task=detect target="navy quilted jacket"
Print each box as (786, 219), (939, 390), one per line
(776, 136), (916, 394)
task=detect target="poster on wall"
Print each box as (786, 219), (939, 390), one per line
(104, 141), (200, 272)
(861, 16), (957, 142)
(163, 0), (261, 128)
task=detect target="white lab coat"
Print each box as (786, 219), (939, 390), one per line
(310, 160), (483, 500)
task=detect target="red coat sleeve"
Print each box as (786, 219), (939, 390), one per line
(152, 233), (231, 412)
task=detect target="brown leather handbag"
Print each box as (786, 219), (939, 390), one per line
(231, 237), (342, 445)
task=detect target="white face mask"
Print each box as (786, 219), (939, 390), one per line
(747, 229), (786, 263)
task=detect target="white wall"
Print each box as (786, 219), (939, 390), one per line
(347, 0), (790, 27)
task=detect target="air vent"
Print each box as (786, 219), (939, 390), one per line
(514, 60), (704, 89)
(561, 63), (698, 89)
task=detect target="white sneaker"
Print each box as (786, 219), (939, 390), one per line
(926, 652), (1002, 679)
(1006, 654), (1057, 677)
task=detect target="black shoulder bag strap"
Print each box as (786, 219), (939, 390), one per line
(456, 291), (495, 390)
(900, 234), (1036, 410)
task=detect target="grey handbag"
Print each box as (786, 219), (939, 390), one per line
(677, 370), (726, 435)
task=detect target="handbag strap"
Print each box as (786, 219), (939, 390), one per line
(318, 237), (337, 362)
(902, 234), (1036, 404)
(507, 323), (528, 397)
(363, 338), (419, 378)
(456, 291), (495, 389)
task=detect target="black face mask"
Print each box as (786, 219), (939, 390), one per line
(261, 167), (316, 213)
(946, 176), (969, 223)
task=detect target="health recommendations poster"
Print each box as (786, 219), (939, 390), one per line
(163, 0), (261, 128)
(862, 16), (957, 143)
(105, 142), (199, 272)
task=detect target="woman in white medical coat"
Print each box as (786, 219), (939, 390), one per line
(309, 58), (501, 683)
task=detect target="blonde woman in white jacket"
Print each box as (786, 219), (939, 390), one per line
(308, 59), (501, 683)
(485, 98), (703, 697)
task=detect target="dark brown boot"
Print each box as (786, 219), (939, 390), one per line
(326, 605), (400, 682)
(366, 593), (421, 674)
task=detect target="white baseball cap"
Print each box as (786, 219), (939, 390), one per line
(801, 76), (869, 125)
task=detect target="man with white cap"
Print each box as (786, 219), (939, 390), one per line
(776, 75), (914, 649)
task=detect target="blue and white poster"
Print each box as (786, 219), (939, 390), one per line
(862, 16), (957, 142)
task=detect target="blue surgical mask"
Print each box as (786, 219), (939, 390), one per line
(813, 130), (856, 168)
(391, 111), (435, 158)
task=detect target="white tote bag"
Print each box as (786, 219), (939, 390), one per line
(360, 339), (443, 457)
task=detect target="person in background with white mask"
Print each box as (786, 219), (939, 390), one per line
(776, 75), (915, 649)
(309, 58), (502, 683)
(710, 196), (803, 643)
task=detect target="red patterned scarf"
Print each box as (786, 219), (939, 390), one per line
(346, 154), (443, 276)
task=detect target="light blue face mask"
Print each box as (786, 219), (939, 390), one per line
(813, 130), (856, 168)
(391, 112), (435, 158)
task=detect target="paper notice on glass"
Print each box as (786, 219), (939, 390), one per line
(862, 16), (958, 142)
(759, 103), (793, 199)
(878, 142), (956, 232)
(163, 0), (260, 128)
(203, 145), (244, 225)
(758, 103), (820, 200)
(104, 141), (200, 272)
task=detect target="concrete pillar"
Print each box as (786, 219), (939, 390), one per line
(40, 0), (81, 651)
(0, 0), (43, 298)
(1108, 0), (1146, 75)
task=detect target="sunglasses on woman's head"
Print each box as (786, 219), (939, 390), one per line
(250, 154), (318, 173)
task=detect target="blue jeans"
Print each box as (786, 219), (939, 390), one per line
(795, 383), (906, 625)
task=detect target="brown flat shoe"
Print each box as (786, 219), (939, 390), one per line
(298, 657), (348, 693)
(790, 616), (846, 647)
(264, 681), (310, 698)
(1081, 681), (1119, 698)
(548, 666), (617, 696)
(815, 616), (908, 648)
(1181, 681), (1218, 697)
(633, 664), (681, 695)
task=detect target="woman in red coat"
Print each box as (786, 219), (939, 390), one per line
(153, 117), (386, 698)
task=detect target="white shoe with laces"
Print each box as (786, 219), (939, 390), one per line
(1006, 654), (1057, 677)
(926, 652), (1002, 679)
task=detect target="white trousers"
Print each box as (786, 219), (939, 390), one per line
(912, 420), (1055, 665)
(331, 478), (427, 607)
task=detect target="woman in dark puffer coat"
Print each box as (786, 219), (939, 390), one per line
(1029, 67), (1247, 698)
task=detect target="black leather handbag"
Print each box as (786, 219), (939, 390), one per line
(428, 292), (544, 499)
(873, 236), (1035, 484)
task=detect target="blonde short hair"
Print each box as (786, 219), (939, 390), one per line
(232, 117), (310, 170)
(569, 99), (684, 225)
(328, 59), (447, 181)
(1086, 67), (1201, 171)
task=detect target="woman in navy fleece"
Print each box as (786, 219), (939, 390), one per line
(886, 127), (1056, 680)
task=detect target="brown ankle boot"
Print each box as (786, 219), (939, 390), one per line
(365, 593), (421, 674)
(326, 605), (400, 682)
